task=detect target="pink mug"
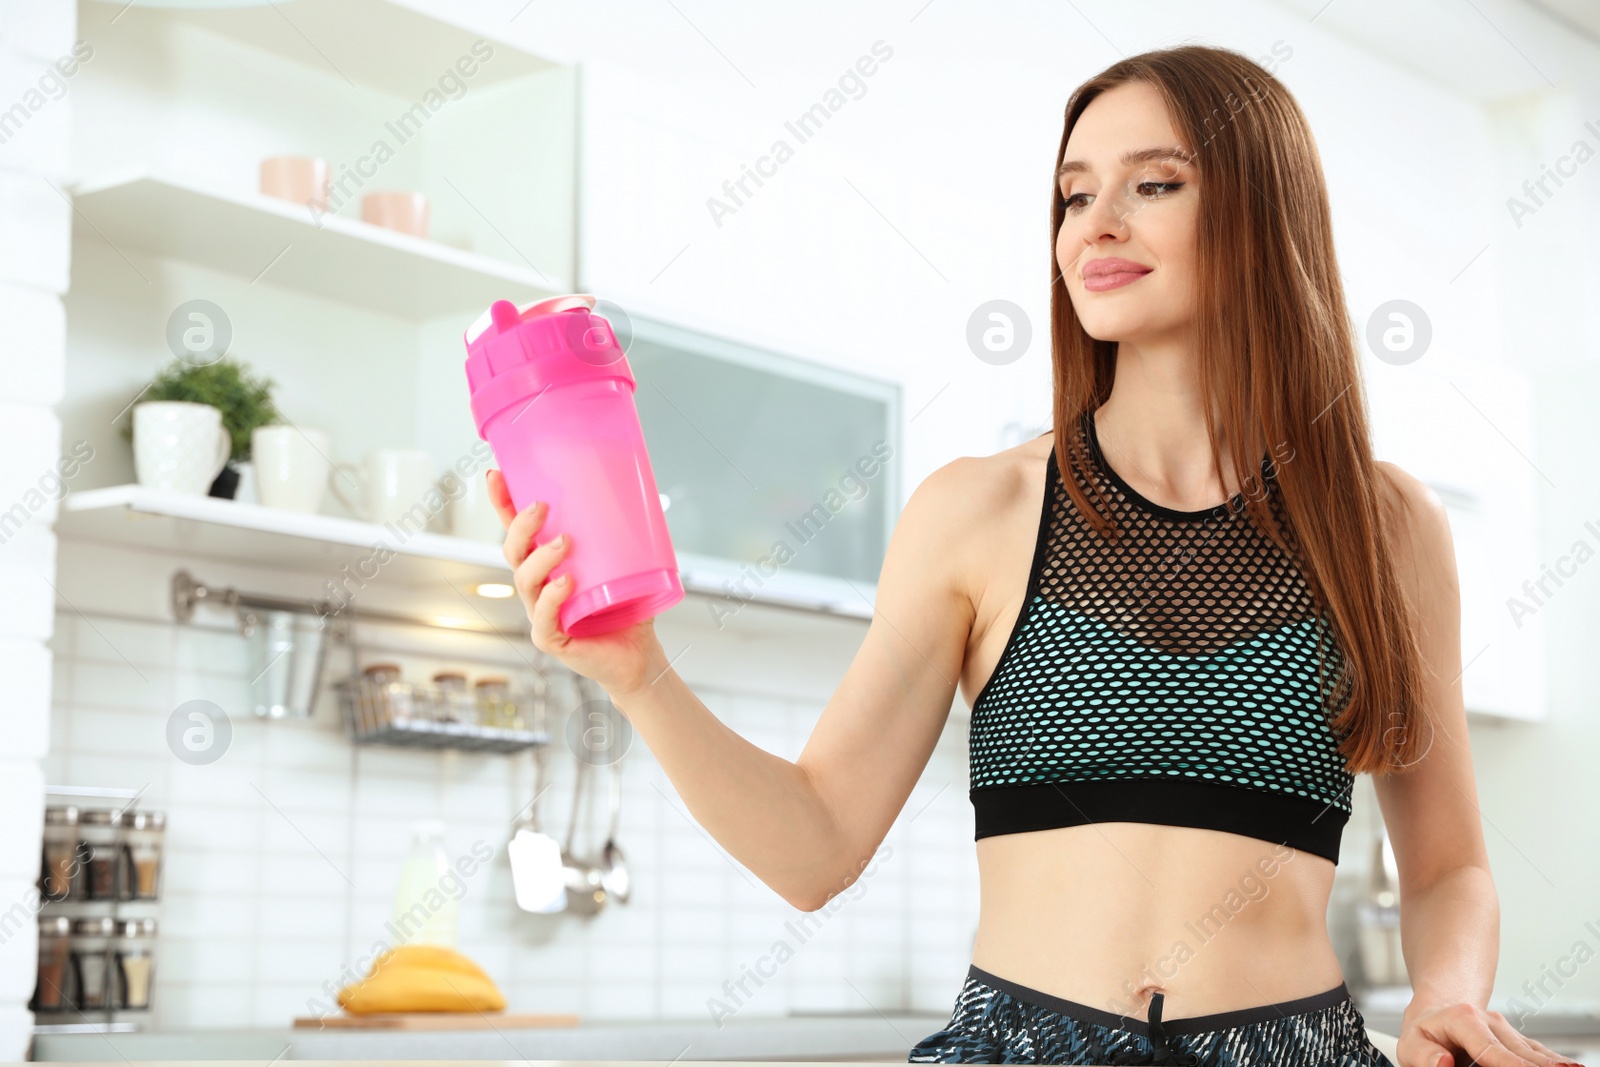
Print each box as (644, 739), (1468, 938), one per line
(362, 191), (429, 237)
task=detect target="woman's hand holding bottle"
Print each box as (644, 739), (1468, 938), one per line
(486, 468), (670, 701)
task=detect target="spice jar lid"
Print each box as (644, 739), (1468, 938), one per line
(474, 675), (509, 688)
(44, 805), (80, 825)
(432, 670), (468, 683)
(127, 811), (166, 830)
(117, 918), (157, 938)
(81, 809), (126, 826)
(362, 662), (402, 676)
(72, 916), (118, 937)
(38, 916), (72, 937)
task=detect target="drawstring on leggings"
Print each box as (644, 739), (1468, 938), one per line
(1109, 991), (1205, 1067)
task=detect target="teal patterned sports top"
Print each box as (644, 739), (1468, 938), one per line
(968, 410), (1356, 863)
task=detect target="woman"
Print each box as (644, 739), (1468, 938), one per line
(486, 44), (1577, 1067)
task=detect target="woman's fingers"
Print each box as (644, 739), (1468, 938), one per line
(1484, 1011), (1576, 1066)
(500, 498), (550, 570)
(511, 530), (570, 623)
(486, 469), (516, 528)
(1421, 1006), (1540, 1067)
(527, 561), (576, 650)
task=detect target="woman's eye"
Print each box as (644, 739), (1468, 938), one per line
(1138, 180), (1183, 197)
(1061, 181), (1183, 213)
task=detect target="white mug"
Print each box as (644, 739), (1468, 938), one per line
(448, 467), (508, 543)
(331, 448), (436, 527)
(133, 401), (231, 496)
(252, 425), (332, 513)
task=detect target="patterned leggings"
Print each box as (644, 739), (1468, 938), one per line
(908, 965), (1397, 1066)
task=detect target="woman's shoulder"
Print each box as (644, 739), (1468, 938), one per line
(900, 435), (1055, 594)
(911, 433), (1054, 522)
(1371, 459), (1456, 593)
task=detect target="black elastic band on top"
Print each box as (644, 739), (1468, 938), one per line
(971, 776), (1347, 864)
(967, 964), (1351, 1035)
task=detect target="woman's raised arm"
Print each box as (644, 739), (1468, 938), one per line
(489, 460), (978, 910)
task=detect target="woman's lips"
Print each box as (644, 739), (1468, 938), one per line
(1082, 258), (1152, 292)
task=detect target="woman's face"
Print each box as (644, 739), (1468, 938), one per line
(1055, 81), (1200, 347)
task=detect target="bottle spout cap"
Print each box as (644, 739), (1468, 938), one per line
(466, 294), (597, 345)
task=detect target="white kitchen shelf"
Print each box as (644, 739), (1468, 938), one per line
(60, 483), (511, 588)
(88, 0), (562, 98)
(58, 485), (874, 627)
(68, 173), (567, 320)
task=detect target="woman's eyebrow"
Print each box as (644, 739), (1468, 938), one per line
(1056, 146), (1194, 179)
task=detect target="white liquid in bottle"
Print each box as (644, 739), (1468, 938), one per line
(391, 819), (458, 948)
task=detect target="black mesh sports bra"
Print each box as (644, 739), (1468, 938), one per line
(968, 410), (1355, 864)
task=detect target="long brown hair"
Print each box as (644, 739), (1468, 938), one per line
(1048, 44), (1432, 775)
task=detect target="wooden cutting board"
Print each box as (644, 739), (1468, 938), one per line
(293, 1011), (579, 1030)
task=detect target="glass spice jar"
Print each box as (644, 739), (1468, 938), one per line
(113, 918), (157, 1011)
(125, 811), (166, 901)
(362, 661), (410, 724)
(40, 805), (82, 902)
(473, 675), (521, 730)
(32, 916), (73, 1013)
(79, 809), (126, 901)
(70, 916), (117, 1011)
(431, 670), (473, 724)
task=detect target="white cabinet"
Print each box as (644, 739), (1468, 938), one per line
(1367, 357), (1545, 721)
(62, 0), (573, 524)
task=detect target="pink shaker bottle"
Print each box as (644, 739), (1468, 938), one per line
(464, 294), (684, 636)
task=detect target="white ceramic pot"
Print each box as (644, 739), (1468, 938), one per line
(132, 401), (231, 496)
(252, 425), (332, 513)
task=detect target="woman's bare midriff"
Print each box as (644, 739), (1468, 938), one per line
(955, 434), (1347, 1022)
(972, 827), (1344, 1019)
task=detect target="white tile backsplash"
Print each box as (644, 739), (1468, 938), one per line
(45, 596), (980, 1030)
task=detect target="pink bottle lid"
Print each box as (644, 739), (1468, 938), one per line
(463, 294), (632, 438)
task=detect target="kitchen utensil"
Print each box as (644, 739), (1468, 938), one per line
(577, 674), (631, 905)
(260, 155), (330, 211)
(132, 401), (231, 495)
(597, 745), (630, 905)
(559, 745), (606, 916)
(241, 607), (329, 718)
(463, 294), (683, 636)
(330, 448), (436, 526)
(508, 742), (566, 914)
(251, 425), (332, 513)
(361, 190), (429, 237)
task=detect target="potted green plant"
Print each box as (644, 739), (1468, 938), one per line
(120, 358), (279, 499)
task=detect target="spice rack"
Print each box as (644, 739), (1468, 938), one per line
(33, 786), (164, 1035)
(332, 636), (558, 754)
(173, 569), (560, 755)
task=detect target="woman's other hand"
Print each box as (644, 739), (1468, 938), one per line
(1398, 999), (1586, 1067)
(486, 468), (671, 701)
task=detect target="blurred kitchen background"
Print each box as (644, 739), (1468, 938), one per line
(1, 0), (1598, 1061)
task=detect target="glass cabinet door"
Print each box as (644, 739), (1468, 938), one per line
(621, 317), (900, 606)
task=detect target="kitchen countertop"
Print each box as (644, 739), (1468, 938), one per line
(31, 1013), (949, 1063)
(34, 1013), (1600, 1064)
